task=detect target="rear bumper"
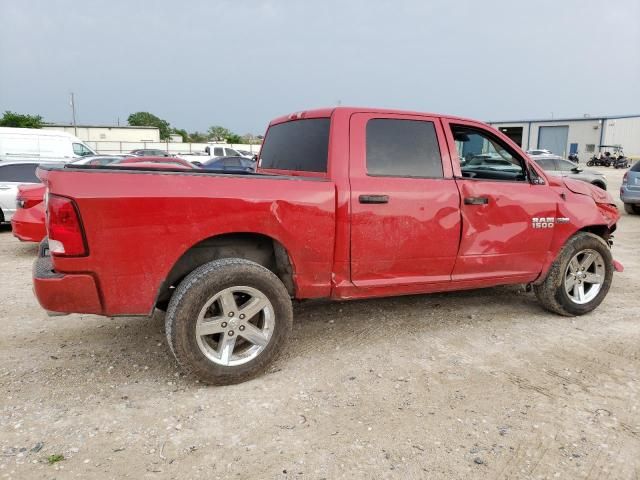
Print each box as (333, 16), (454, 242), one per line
(620, 186), (640, 204)
(32, 241), (103, 315)
(11, 209), (46, 243)
(1, 207), (16, 222)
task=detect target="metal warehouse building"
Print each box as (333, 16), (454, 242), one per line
(489, 114), (640, 160)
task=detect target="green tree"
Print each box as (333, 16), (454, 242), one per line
(225, 133), (242, 144)
(188, 131), (209, 143)
(127, 111), (171, 140)
(171, 128), (189, 143)
(207, 125), (231, 142)
(0, 111), (43, 128)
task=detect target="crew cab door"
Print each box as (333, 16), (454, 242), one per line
(349, 113), (461, 288)
(442, 119), (556, 281)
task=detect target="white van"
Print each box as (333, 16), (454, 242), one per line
(0, 127), (96, 163)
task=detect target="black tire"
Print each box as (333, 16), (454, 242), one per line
(165, 258), (293, 385)
(534, 232), (613, 316)
(624, 203), (640, 215)
(586, 160), (595, 167)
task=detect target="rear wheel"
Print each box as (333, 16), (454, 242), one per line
(166, 258), (293, 385)
(624, 203), (640, 215)
(534, 232), (613, 316)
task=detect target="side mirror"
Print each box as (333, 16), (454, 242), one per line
(572, 167), (583, 173)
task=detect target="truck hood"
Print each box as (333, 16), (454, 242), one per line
(563, 177), (614, 205)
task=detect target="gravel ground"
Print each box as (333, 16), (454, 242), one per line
(1, 167), (638, 479)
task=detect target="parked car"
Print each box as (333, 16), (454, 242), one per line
(621, 160), (640, 214)
(0, 161), (61, 223)
(11, 183), (46, 242)
(115, 156), (198, 169)
(72, 155), (127, 166)
(235, 149), (256, 159)
(0, 127), (96, 162)
(526, 149), (553, 156)
(129, 149), (171, 157)
(531, 155), (608, 190)
(200, 156), (255, 173)
(205, 145), (243, 158)
(32, 106), (622, 385)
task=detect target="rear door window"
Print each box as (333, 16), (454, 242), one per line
(0, 164), (39, 183)
(557, 159), (577, 172)
(535, 158), (557, 170)
(213, 147), (224, 156)
(260, 118), (330, 172)
(366, 119), (443, 177)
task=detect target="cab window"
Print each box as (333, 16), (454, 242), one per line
(452, 125), (526, 182)
(366, 119), (443, 178)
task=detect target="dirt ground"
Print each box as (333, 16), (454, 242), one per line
(1, 166), (638, 479)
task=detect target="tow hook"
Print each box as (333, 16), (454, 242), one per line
(612, 260), (624, 273)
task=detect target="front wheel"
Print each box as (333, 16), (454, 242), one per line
(534, 232), (613, 316)
(165, 258), (293, 385)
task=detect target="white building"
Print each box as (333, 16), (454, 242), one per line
(489, 114), (640, 160)
(43, 123), (160, 143)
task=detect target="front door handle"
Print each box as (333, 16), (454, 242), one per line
(464, 196), (489, 205)
(359, 194), (389, 204)
(0, 185), (11, 190)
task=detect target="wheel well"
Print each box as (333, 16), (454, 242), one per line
(156, 233), (295, 307)
(591, 181), (606, 190)
(578, 225), (613, 243)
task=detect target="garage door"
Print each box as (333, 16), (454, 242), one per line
(538, 126), (569, 157)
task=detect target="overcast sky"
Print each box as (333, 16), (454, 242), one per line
(1, 0), (639, 134)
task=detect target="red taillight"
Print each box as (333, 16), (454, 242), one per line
(16, 194), (43, 210)
(47, 194), (87, 256)
(623, 171), (628, 184)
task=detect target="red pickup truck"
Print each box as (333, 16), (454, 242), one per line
(33, 107), (622, 384)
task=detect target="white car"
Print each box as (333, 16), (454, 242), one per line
(0, 127), (96, 162)
(526, 148), (553, 156)
(0, 161), (62, 223)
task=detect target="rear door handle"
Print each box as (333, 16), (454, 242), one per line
(464, 196), (489, 205)
(0, 185), (11, 190)
(359, 194), (389, 204)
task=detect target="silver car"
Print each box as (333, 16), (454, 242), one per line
(621, 161), (640, 214)
(531, 155), (607, 190)
(0, 161), (61, 223)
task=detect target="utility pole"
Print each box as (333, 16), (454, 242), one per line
(70, 92), (77, 135)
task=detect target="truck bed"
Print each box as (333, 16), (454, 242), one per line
(37, 164), (337, 315)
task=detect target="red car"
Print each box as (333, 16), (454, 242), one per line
(32, 107), (622, 385)
(12, 184), (46, 242)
